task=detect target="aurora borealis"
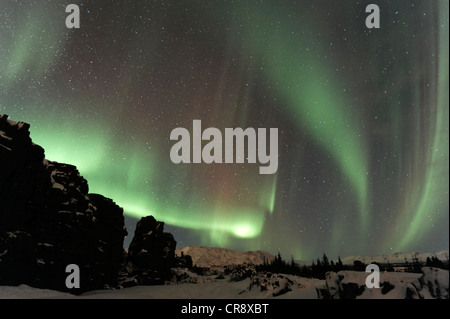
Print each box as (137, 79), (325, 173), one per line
(0, 0), (448, 261)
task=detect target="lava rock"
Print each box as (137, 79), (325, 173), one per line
(0, 115), (127, 293)
(325, 271), (342, 299)
(419, 267), (449, 299)
(127, 216), (177, 283)
(174, 251), (193, 269)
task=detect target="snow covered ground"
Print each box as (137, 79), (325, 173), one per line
(0, 246), (448, 299)
(1, 269), (445, 299)
(0, 276), (323, 299)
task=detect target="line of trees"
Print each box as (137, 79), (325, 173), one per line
(425, 256), (448, 269)
(257, 253), (347, 279)
(256, 252), (449, 279)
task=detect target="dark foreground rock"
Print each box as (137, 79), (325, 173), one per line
(313, 268), (448, 299)
(0, 114), (181, 293)
(126, 216), (177, 285)
(0, 115), (128, 292)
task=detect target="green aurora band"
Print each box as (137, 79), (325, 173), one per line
(231, 3), (370, 240)
(0, 3), (276, 246)
(391, 1), (449, 251)
(1, 0), (448, 260)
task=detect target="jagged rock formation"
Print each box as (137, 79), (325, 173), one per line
(0, 114), (182, 292)
(0, 115), (128, 292)
(126, 216), (177, 285)
(242, 265), (448, 299)
(174, 251), (193, 269)
(249, 271), (297, 297)
(325, 271), (341, 299)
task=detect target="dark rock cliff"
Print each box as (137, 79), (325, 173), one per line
(0, 115), (177, 292)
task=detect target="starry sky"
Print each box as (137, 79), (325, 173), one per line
(1, 0), (448, 261)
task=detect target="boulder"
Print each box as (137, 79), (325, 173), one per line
(325, 271), (342, 299)
(127, 216), (176, 284)
(419, 267), (449, 299)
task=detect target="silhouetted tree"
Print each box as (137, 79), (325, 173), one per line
(425, 255), (446, 270)
(385, 262), (394, 272)
(322, 254), (330, 269)
(404, 256), (412, 272)
(257, 251), (365, 279)
(353, 260), (365, 271)
(290, 255), (296, 269)
(300, 265), (310, 277)
(256, 252), (304, 275)
(336, 256), (344, 271)
(411, 253), (423, 273)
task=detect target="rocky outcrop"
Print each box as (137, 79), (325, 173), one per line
(325, 271), (342, 299)
(315, 268), (448, 299)
(0, 115), (128, 292)
(243, 267), (449, 299)
(126, 216), (177, 285)
(249, 271), (297, 297)
(174, 251), (193, 269)
(419, 267), (449, 299)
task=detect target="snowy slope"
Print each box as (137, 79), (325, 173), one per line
(1, 244), (448, 299)
(0, 284), (71, 299)
(0, 277), (323, 299)
(1, 269), (446, 299)
(176, 246), (274, 267)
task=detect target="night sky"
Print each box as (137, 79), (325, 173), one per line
(1, 0), (448, 261)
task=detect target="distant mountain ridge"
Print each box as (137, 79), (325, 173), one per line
(175, 246), (274, 267)
(341, 250), (449, 265)
(176, 246), (449, 267)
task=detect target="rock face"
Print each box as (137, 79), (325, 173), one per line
(315, 268), (449, 299)
(0, 115), (128, 292)
(174, 251), (193, 269)
(420, 267), (449, 299)
(127, 216), (177, 285)
(244, 267), (449, 299)
(249, 271), (296, 297)
(325, 271), (342, 299)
